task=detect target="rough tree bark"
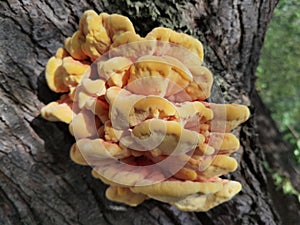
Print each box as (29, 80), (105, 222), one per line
(0, 0), (299, 225)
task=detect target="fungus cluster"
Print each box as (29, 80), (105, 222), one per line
(41, 10), (250, 211)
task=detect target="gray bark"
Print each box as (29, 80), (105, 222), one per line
(0, 0), (299, 224)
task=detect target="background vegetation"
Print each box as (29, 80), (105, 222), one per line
(257, 0), (300, 200)
(257, 0), (300, 163)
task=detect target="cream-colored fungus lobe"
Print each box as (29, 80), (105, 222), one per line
(41, 10), (250, 211)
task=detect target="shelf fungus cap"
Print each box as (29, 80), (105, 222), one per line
(45, 55), (90, 94)
(45, 56), (67, 93)
(41, 95), (73, 123)
(129, 179), (242, 211)
(207, 133), (240, 154)
(64, 31), (87, 60)
(110, 31), (144, 49)
(106, 186), (148, 206)
(199, 155), (238, 178)
(173, 180), (242, 212)
(70, 138), (130, 166)
(146, 27), (204, 62)
(176, 101), (213, 125)
(69, 109), (99, 139)
(97, 56), (132, 87)
(102, 13), (135, 41)
(209, 103), (251, 132)
(81, 78), (106, 96)
(130, 180), (223, 197)
(184, 66), (213, 101)
(41, 10), (250, 212)
(106, 87), (179, 129)
(79, 11), (112, 60)
(127, 55), (193, 97)
(131, 119), (204, 155)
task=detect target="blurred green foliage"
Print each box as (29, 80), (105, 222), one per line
(264, 161), (300, 202)
(272, 171), (300, 202)
(256, 0), (300, 163)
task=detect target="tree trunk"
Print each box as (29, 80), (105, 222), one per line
(0, 0), (299, 224)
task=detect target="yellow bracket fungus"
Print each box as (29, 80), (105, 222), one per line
(41, 10), (250, 212)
